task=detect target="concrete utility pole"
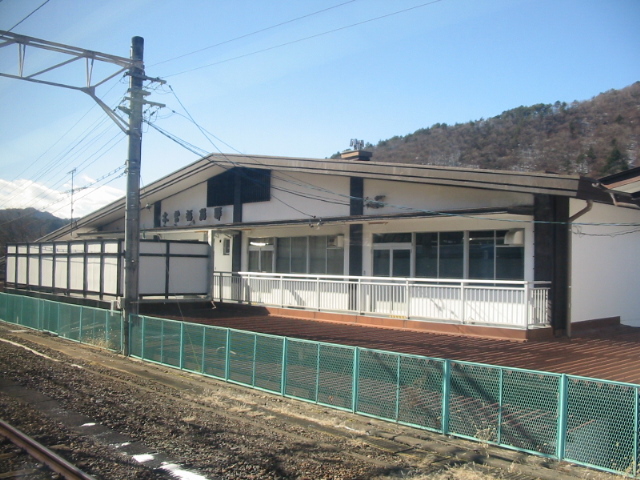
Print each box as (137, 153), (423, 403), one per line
(0, 31), (164, 356)
(122, 37), (145, 356)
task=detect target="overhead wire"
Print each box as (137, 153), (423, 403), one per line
(150, 0), (357, 68)
(0, 81), (129, 209)
(7, 0), (51, 31)
(0, 74), (127, 192)
(161, 87), (346, 215)
(163, 0), (445, 78)
(0, 166), (126, 229)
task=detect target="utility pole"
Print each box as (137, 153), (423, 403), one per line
(122, 37), (145, 356)
(0, 31), (164, 357)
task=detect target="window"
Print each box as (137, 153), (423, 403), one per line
(271, 236), (344, 275)
(372, 230), (525, 280)
(207, 167), (271, 207)
(372, 233), (412, 277)
(415, 232), (464, 279)
(469, 231), (495, 279)
(469, 230), (524, 280)
(248, 237), (274, 273)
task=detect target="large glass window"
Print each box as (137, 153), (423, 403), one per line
(248, 238), (274, 273)
(379, 230), (524, 280)
(496, 232), (524, 280)
(469, 231), (495, 279)
(290, 237), (307, 273)
(415, 232), (464, 278)
(269, 235), (344, 275)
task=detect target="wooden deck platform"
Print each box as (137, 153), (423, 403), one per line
(141, 303), (640, 385)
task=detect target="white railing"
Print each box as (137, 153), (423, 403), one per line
(212, 272), (551, 329)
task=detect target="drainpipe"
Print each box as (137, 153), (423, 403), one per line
(566, 200), (593, 337)
(606, 192), (640, 210)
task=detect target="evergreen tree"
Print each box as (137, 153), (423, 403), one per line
(601, 139), (629, 176)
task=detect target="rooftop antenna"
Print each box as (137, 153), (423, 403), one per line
(350, 138), (364, 151)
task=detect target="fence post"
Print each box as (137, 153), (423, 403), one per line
(79, 306), (83, 343)
(38, 298), (43, 331)
(120, 311), (125, 354)
(556, 374), (568, 460)
(281, 337), (288, 396)
(497, 368), (504, 444)
(634, 386), (639, 477)
(141, 315), (146, 360)
(315, 343), (320, 403)
(200, 325), (207, 374)
(442, 359), (451, 434)
(160, 320), (165, 364)
(225, 329), (230, 381)
(395, 355), (401, 421)
(179, 322), (185, 370)
(352, 347), (360, 413)
(252, 333), (257, 387)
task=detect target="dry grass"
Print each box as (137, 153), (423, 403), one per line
(373, 463), (507, 480)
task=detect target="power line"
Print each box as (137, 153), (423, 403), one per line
(163, 0), (444, 78)
(0, 90), (128, 209)
(146, 112), (640, 229)
(150, 0), (357, 68)
(3, 77), (126, 186)
(7, 0), (51, 31)
(0, 167), (126, 229)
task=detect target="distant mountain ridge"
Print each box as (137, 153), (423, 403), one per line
(0, 208), (68, 256)
(334, 82), (640, 178)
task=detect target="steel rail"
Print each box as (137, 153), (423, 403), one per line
(0, 419), (97, 480)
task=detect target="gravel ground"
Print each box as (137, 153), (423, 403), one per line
(0, 324), (617, 480)
(0, 327), (417, 479)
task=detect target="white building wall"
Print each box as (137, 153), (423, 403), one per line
(139, 181), (235, 231)
(364, 180), (532, 214)
(570, 200), (640, 327)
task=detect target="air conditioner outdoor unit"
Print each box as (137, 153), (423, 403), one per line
(504, 229), (524, 245)
(327, 235), (344, 248)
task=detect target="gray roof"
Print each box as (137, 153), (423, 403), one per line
(39, 152), (610, 241)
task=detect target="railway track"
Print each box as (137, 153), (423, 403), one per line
(0, 419), (95, 480)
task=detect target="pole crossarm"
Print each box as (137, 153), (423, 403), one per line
(0, 30), (140, 81)
(0, 30), (151, 134)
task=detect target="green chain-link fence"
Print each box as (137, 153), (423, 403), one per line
(0, 292), (122, 351)
(0, 292), (638, 477)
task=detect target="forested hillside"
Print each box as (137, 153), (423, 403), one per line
(338, 82), (640, 177)
(0, 208), (68, 256)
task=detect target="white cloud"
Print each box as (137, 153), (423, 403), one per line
(0, 178), (124, 219)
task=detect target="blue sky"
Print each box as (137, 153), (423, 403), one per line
(0, 0), (639, 217)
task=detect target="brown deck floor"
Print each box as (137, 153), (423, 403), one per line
(142, 303), (640, 385)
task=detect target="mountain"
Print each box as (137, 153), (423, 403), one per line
(334, 82), (640, 178)
(0, 208), (68, 256)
